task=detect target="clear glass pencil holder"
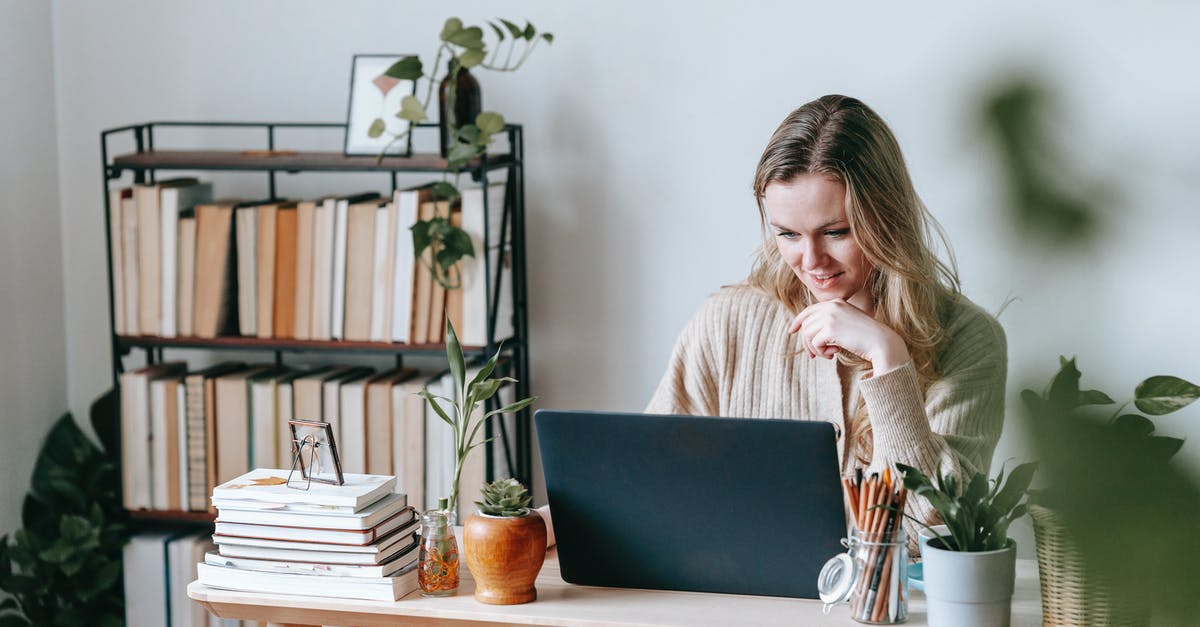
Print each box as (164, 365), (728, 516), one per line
(820, 528), (908, 624)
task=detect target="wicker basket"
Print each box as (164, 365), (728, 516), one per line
(1029, 504), (1148, 626)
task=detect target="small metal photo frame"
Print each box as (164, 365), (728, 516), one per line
(287, 419), (345, 488)
(344, 53), (418, 157)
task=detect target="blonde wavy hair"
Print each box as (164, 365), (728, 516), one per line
(748, 95), (960, 461)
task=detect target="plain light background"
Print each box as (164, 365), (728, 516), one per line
(5, 1), (1200, 558)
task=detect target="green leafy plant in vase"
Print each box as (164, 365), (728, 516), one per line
(895, 460), (1036, 627)
(1020, 356), (1200, 624)
(463, 478), (547, 604)
(419, 318), (537, 521)
(373, 17), (553, 290)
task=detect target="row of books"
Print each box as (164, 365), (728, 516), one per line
(123, 530), (247, 626)
(119, 359), (507, 516)
(197, 471), (421, 602)
(107, 176), (513, 346)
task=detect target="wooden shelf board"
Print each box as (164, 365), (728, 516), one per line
(110, 150), (515, 173)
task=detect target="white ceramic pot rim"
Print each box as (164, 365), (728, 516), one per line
(922, 536), (1016, 556)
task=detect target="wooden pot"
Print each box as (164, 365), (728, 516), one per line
(463, 510), (547, 605)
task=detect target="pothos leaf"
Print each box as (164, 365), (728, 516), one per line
(431, 181), (459, 201)
(397, 95), (428, 123)
(1134, 375), (1200, 415)
(383, 56), (423, 81)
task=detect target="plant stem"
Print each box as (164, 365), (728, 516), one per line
(1109, 400), (1131, 422)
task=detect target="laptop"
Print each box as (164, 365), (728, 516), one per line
(535, 409), (846, 598)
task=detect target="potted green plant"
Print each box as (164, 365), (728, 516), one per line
(374, 17), (553, 290)
(420, 317), (537, 521)
(1020, 357), (1199, 625)
(895, 460), (1036, 627)
(462, 478), (547, 604)
(0, 389), (128, 627)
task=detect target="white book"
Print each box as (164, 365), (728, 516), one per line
(212, 468), (395, 510)
(170, 532), (214, 627)
(204, 545), (417, 578)
(459, 181), (513, 346)
(330, 197), (350, 340)
(339, 378), (369, 475)
(215, 524), (416, 559)
(214, 507), (416, 546)
(215, 492), (408, 530)
(310, 198), (335, 341)
(424, 371), (457, 511)
(120, 197), (140, 335)
(275, 377), (297, 469)
(120, 363), (185, 510)
(389, 188), (421, 343)
(160, 181), (212, 338)
(124, 531), (174, 626)
(322, 367), (372, 447)
(249, 370), (289, 473)
(149, 376), (182, 510)
(391, 376), (427, 511)
(235, 205), (258, 336)
(368, 203), (392, 342)
(197, 560), (418, 602)
(177, 216), (198, 336)
(108, 187), (128, 335)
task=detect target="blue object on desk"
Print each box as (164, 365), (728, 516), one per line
(908, 562), (924, 592)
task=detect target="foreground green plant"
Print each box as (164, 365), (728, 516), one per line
(475, 478), (533, 517)
(896, 460), (1036, 552)
(0, 389), (128, 627)
(420, 318), (537, 516)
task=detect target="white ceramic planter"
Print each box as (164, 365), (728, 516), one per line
(921, 537), (1016, 627)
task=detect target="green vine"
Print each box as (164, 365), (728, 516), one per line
(368, 18), (553, 290)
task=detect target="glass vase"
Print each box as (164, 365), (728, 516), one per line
(417, 498), (460, 596)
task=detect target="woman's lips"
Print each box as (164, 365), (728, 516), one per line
(809, 271), (844, 289)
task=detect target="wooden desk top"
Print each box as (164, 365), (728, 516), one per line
(189, 549), (1044, 626)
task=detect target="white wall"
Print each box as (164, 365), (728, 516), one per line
(49, 0), (1200, 550)
(0, 0), (67, 534)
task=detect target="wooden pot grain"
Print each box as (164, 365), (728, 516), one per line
(463, 511), (547, 605)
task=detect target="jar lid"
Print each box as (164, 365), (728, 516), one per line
(818, 552), (858, 608)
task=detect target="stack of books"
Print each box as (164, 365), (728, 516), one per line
(197, 469), (420, 601)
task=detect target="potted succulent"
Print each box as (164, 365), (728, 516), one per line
(462, 478), (547, 604)
(1020, 357), (1199, 624)
(895, 460), (1036, 627)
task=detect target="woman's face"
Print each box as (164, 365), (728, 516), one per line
(764, 174), (876, 311)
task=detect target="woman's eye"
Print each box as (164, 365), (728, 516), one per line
(775, 230), (797, 240)
(825, 229), (850, 238)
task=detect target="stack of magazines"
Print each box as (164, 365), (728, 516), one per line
(196, 469), (420, 601)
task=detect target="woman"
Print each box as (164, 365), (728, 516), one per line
(647, 95), (1006, 535)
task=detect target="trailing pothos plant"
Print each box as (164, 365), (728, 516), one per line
(372, 17), (553, 290)
(895, 460), (1037, 552)
(420, 317), (537, 517)
(0, 389), (128, 627)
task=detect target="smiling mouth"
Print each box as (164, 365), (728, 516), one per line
(809, 272), (844, 288)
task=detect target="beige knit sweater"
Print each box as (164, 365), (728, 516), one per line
(646, 283), (1007, 541)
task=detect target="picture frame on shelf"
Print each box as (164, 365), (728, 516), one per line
(343, 53), (418, 157)
(288, 419), (345, 487)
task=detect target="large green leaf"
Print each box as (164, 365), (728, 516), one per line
(89, 388), (119, 456)
(1113, 413), (1155, 437)
(411, 220), (432, 258)
(447, 26), (485, 50)
(440, 17), (464, 42)
(397, 95), (428, 123)
(1047, 356), (1081, 409)
(384, 56), (423, 81)
(1077, 389), (1115, 406)
(458, 49), (485, 69)
(498, 18), (523, 38)
(991, 461), (1037, 516)
(1134, 375), (1200, 415)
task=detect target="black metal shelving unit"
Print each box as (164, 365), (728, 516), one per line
(100, 121), (532, 521)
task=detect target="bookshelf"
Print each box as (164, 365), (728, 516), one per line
(100, 121), (532, 523)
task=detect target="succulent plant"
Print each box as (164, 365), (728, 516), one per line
(475, 478), (532, 517)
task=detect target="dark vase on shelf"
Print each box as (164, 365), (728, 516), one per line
(438, 58), (482, 158)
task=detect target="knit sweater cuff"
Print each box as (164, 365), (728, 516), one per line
(859, 361), (934, 465)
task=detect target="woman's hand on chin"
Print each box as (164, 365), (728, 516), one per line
(788, 299), (910, 374)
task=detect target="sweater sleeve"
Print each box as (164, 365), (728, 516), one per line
(645, 300), (722, 416)
(859, 305), (1008, 532)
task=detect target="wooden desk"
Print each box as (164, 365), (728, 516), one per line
(189, 549), (1043, 626)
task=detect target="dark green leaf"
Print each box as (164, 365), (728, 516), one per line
(0, 614), (32, 627)
(541, 33), (554, 44)
(417, 391), (455, 428)
(384, 56), (423, 81)
(89, 388), (120, 456)
(498, 18), (523, 38)
(1113, 414), (1155, 437)
(992, 461), (1037, 516)
(447, 141), (481, 164)
(1134, 375), (1200, 415)
(445, 318), (466, 395)
(431, 181), (459, 201)
(447, 27), (485, 50)
(455, 124), (482, 145)
(411, 221), (433, 257)
(367, 118), (385, 138)
(1047, 356), (1081, 410)
(446, 227), (474, 258)
(488, 21), (506, 42)
(523, 22), (536, 40)
(37, 543), (73, 564)
(440, 17), (464, 42)
(435, 247), (462, 272)
(1077, 389), (1115, 406)
(1144, 436), (1185, 461)
(459, 49), (485, 69)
